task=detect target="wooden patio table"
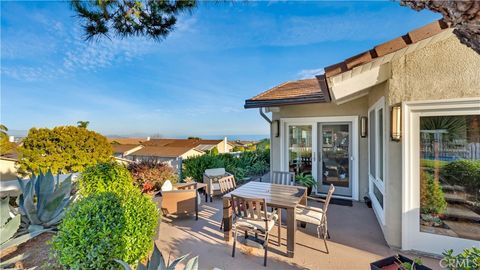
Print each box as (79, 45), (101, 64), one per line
(222, 181), (307, 258)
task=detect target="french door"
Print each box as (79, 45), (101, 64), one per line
(318, 123), (353, 197)
(282, 116), (358, 199)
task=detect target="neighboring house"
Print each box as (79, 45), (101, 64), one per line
(108, 137), (148, 145)
(0, 156), (19, 181)
(142, 137), (233, 153)
(126, 146), (204, 162)
(112, 144), (144, 158)
(245, 20), (480, 256)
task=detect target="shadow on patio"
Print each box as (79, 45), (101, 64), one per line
(156, 198), (441, 270)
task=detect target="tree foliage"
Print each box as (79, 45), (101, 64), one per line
(77, 120), (90, 128)
(18, 126), (113, 175)
(71, 0), (196, 41)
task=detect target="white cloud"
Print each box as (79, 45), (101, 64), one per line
(297, 68), (324, 79)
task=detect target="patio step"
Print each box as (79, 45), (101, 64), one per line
(444, 205), (480, 222)
(443, 220), (480, 241)
(444, 193), (467, 203)
(441, 184), (466, 192)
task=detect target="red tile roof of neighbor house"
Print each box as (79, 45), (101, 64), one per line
(128, 146), (200, 158)
(142, 138), (222, 148)
(108, 137), (146, 145)
(112, 144), (141, 154)
(245, 19), (450, 108)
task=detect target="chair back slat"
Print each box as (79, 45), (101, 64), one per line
(231, 194), (267, 221)
(322, 184), (335, 216)
(271, 171), (295, 186)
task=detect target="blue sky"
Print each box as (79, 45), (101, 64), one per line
(1, 1), (439, 139)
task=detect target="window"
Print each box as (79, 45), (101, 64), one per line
(368, 98), (385, 223)
(288, 125), (312, 176)
(419, 114), (480, 241)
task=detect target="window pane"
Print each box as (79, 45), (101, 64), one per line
(378, 108), (384, 181)
(373, 184), (383, 209)
(419, 115), (480, 241)
(288, 125), (312, 176)
(369, 110), (376, 176)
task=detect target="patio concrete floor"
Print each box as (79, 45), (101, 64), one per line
(156, 198), (441, 270)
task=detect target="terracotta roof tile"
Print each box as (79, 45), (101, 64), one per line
(108, 138), (146, 145)
(128, 146), (199, 158)
(142, 139), (222, 148)
(244, 77), (329, 108)
(325, 19), (449, 78)
(112, 144), (141, 154)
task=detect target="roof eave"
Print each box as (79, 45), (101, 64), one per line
(244, 96), (327, 109)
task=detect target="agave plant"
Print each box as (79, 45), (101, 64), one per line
(116, 243), (198, 270)
(17, 170), (72, 232)
(0, 196), (47, 269)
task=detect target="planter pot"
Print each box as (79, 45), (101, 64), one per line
(364, 196), (372, 208)
(370, 254), (432, 270)
(307, 186), (313, 196)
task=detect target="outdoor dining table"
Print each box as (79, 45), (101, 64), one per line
(222, 181), (307, 258)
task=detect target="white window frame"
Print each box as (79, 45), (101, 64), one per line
(402, 98), (480, 255)
(368, 97), (386, 225)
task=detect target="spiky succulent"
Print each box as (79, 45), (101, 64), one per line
(17, 170), (72, 232)
(116, 243), (198, 270)
(0, 196), (48, 269)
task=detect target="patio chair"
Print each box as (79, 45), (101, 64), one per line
(203, 168), (236, 202)
(231, 194), (278, 267)
(219, 177), (237, 230)
(295, 184), (335, 253)
(270, 171), (295, 185)
(159, 182), (199, 220)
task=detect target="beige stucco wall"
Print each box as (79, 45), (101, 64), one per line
(271, 97), (370, 201)
(388, 35), (480, 105)
(181, 149), (205, 159)
(0, 158), (19, 181)
(383, 35), (480, 249)
(267, 34), (480, 250)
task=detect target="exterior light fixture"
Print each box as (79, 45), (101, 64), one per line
(360, 116), (368, 138)
(391, 104), (401, 141)
(273, 120), (280, 138)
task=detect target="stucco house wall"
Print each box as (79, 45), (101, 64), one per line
(0, 157), (19, 181)
(268, 35), (480, 250)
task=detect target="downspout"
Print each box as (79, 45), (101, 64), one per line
(259, 108), (272, 124)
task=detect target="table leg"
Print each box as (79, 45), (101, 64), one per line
(277, 208), (282, 246)
(223, 197), (232, 241)
(286, 207), (296, 258)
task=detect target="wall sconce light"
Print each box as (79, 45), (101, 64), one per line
(360, 116), (368, 138)
(273, 120), (280, 138)
(391, 104), (401, 141)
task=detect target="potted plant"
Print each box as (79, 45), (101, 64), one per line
(370, 254), (431, 270)
(296, 173), (317, 195)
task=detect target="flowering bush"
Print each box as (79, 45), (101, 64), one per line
(128, 161), (178, 192)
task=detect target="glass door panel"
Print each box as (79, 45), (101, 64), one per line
(288, 125), (312, 177)
(319, 123), (352, 197)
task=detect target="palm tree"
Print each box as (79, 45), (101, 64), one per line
(77, 121), (90, 128)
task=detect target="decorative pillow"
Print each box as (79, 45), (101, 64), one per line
(161, 180), (173, 191)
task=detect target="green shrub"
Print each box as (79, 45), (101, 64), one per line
(441, 160), (480, 194)
(420, 171), (447, 215)
(128, 161), (178, 192)
(52, 193), (126, 270)
(73, 162), (159, 265)
(79, 162), (133, 197)
(121, 188), (159, 264)
(183, 149), (270, 182)
(442, 247), (480, 270)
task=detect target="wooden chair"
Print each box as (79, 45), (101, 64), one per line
(231, 195), (277, 267)
(160, 182), (199, 220)
(270, 171), (295, 186)
(295, 184), (335, 253)
(218, 177), (237, 230)
(203, 168), (235, 202)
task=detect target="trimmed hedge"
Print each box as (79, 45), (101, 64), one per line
(54, 162), (159, 268)
(52, 193), (125, 269)
(183, 149), (269, 182)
